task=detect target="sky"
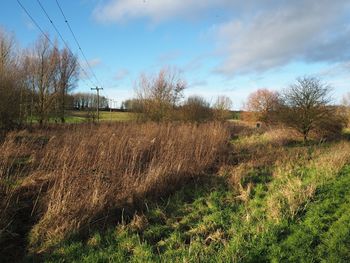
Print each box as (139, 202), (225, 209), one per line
(1, 0), (350, 109)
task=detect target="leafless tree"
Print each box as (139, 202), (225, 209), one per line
(0, 29), (24, 130)
(213, 95), (232, 121)
(279, 76), (342, 142)
(54, 48), (78, 123)
(26, 36), (58, 125)
(135, 67), (186, 121)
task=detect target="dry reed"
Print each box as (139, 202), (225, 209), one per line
(0, 122), (230, 249)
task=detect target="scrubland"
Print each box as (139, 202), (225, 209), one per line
(1, 121), (350, 262)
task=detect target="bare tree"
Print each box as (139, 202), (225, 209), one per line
(135, 67), (186, 121)
(0, 29), (24, 130)
(54, 48), (78, 123)
(27, 36), (58, 125)
(213, 95), (232, 121)
(245, 89), (280, 123)
(279, 76), (342, 142)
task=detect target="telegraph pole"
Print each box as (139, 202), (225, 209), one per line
(91, 87), (103, 122)
(109, 99), (113, 121)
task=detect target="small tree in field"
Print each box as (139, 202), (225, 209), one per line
(245, 89), (280, 123)
(279, 76), (343, 142)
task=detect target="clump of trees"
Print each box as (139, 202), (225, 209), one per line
(0, 29), (79, 130)
(135, 68), (186, 121)
(72, 92), (109, 110)
(245, 76), (347, 142)
(131, 68), (233, 122)
(181, 95), (213, 122)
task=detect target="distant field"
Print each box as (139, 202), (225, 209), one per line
(68, 110), (136, 122)
(27, 110), (136, 124)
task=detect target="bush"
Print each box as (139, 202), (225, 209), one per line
(180, 96), (213, 122)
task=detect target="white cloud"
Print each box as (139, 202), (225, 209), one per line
(93, 0), (350, 77)
(213, 0), (350, 76)
(93, 0), (235, 23)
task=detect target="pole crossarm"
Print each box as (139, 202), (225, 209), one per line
(91, 87), (103, 122)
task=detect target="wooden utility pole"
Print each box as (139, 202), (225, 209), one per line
(91, 87), (103, 122)
(109, 99), (113, 121)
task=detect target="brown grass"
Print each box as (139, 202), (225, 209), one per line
(0, 122), (230, 250)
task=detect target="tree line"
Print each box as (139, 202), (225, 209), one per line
(1, 28), (349, 142)
(0, 29), (79, 129)
(123, 68), (349, 142)
(0, 29), (113, 131)
(121, 68), (233, 122)
(244, 77), (348, 142)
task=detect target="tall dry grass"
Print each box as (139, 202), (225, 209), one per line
(0, 122), (230, 250)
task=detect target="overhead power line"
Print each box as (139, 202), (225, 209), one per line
(16, 0), (53, 46)
(16, 0), (96, 89)
(55, 0), (102, 87)
(35, 0), (96, 88)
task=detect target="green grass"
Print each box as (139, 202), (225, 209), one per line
(269, 165), (350, 262)
(3, 128), (347, 262)
(27, 156), (350, 263)
(26, 111), (135, 124)
(98, 111), (136, 122)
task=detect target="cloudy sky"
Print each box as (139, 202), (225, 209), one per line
(1, 0), (350, 108)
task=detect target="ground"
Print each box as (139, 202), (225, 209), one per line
(1, 122), (350, 262)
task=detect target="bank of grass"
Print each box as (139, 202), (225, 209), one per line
(27, 129), (350, 262)
(34, 148), (350, 263)
(2, 123), (350, 262)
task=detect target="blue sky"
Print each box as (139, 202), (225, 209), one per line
(1, 0), (350, 109)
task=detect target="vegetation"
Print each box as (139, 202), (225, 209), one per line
(2, 25), (350, 263)
(244, 89), (280, 124)
(135, 68), (186, 122)
(279, 76), (345, 142)
(37, 162), (350, 263)
(1, 120), (350, 262)
(24, 111), (135, 124)
(0, 122), (229, 261)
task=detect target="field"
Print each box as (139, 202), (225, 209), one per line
(27, 111), (136, 124)
(1, 121), (350, 262)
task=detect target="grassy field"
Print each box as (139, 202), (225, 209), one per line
(1, 122), (350, 262)
(38, 164), (350, 263)
(69, 111), (136, 122)
(27, 110), (136, 124)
